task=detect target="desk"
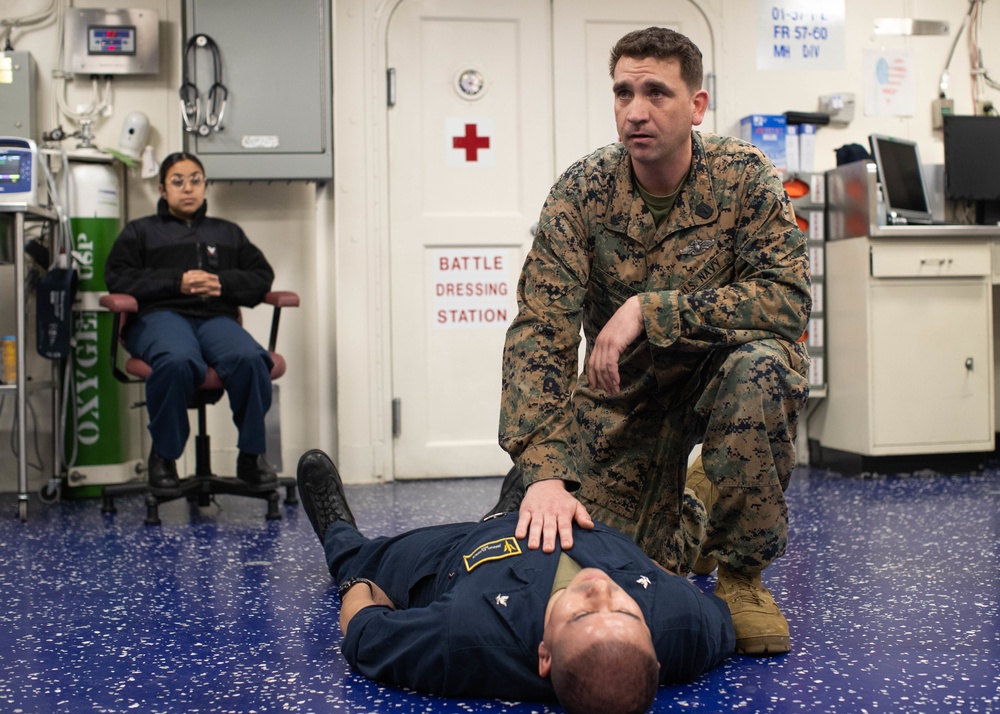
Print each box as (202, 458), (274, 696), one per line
(1, 203), (58, 521)
(807, 162), (1000, 469)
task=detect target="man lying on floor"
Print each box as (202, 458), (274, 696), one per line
(297, 450), (735, 714)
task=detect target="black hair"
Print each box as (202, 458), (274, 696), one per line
(158, 152), (206, 186)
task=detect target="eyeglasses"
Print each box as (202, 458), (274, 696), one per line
(166, 174), (206, 189)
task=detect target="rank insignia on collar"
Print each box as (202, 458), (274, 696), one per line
(678, 238), (715, 257)
(636, 575), (651, 589)
(495, 594), (509, 607)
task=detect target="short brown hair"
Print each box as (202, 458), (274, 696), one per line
(608, 27), (703, 92)
(551, 639), (659, 714)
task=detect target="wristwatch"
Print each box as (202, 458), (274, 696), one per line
(338, 577), (374, 599)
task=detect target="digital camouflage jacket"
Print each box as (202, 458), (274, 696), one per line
(500, 132), (811, 493)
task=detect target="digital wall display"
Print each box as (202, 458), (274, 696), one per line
(87, 26), (137, 55)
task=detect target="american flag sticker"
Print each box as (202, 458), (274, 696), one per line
(864, 49), (914, 117)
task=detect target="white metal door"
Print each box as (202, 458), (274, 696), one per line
(387, 0), (554, 478)
(387, 0), (717, 478)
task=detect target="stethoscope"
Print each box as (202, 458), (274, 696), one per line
(179, 34), (228, 136)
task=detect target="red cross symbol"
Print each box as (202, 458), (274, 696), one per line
(453, 123), (490, 162)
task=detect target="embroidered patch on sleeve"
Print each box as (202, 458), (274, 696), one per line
(463, 537), (522, 572)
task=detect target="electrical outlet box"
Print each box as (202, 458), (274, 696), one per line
(0, 52), (37, 140)
(932, 97), (953, 131)
(818, 93), (855, 124)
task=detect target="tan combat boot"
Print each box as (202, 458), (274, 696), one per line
(685, 454), (719, 575)
(715, 566), (791, 655)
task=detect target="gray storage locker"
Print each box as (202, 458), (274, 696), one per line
(182, 0), (332, 181)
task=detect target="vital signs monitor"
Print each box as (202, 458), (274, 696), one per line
(0, 138), (40, 206)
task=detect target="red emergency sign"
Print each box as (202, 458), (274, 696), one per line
(452, 123), (491, 162)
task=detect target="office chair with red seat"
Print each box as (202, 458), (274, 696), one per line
(98, 291), (300, 525)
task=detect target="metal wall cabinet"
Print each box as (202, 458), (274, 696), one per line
(787, 172), (827, 398)
(808, 161), (997, 463)
(0, 51), (38, 140)
(182, 0), (332, 181)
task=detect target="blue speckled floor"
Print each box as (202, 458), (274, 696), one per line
(1, 465), (998, 713)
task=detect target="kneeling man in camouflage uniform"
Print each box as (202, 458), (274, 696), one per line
(499, 26), (811, 656)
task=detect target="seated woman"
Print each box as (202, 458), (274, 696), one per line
(104, 152), (277, 495)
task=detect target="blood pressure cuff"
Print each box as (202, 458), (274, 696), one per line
(36, 268), (79, 360)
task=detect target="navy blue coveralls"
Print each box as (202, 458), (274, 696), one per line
(326, 515), (735, 701)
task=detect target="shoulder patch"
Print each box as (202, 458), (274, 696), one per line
(463, 537), (523, 572)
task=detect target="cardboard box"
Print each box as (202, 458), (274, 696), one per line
(799, 124), (817, 173)
(740, 114), (787, 171)
(785, 124), (800, 173)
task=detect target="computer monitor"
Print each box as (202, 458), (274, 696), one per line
(868, 134), (934, 225)
(944, 115), (1000, 200)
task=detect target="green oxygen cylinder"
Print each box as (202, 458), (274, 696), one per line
(63, 156), (141, 493)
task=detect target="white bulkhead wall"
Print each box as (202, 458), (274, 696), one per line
(331, 0), (991, 483)
(1, 0), (986, 492)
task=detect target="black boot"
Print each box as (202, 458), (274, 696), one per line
(147, 449), (180, 496)
(296, 449), (357, 540)
(482, 466), (525, 520)
(237, 452), (279, 492)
